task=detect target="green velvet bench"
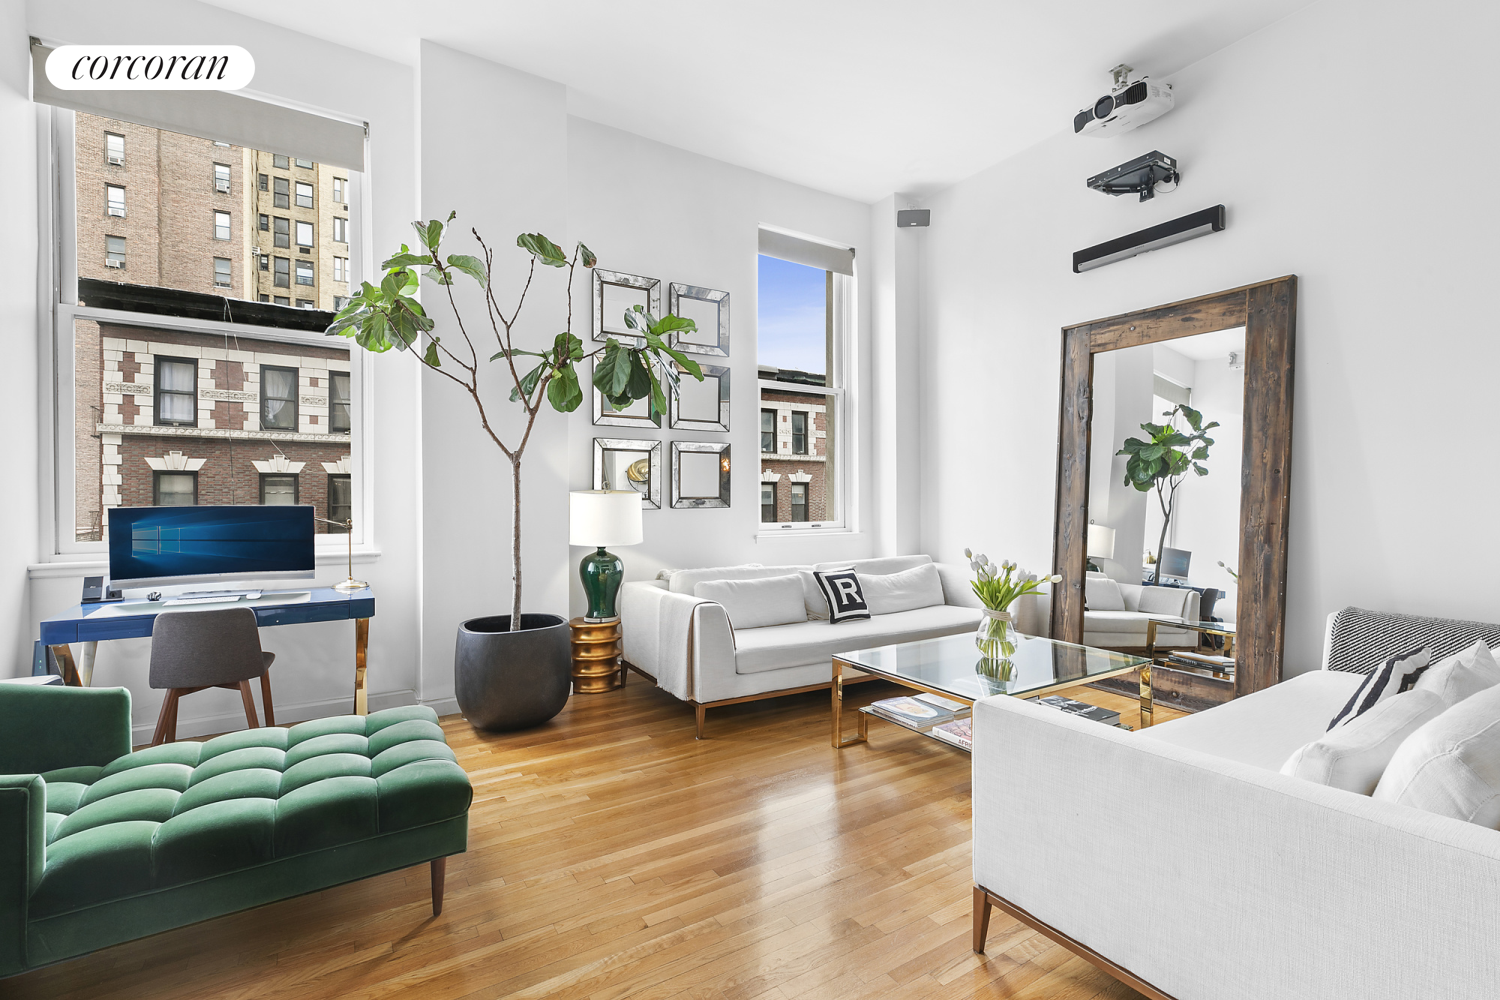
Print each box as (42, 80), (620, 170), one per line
(0, 684), (472, 979)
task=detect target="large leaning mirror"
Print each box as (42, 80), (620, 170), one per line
(1051, 276), (1297, 706)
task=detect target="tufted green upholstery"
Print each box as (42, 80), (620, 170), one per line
(0, 687), (471, 979)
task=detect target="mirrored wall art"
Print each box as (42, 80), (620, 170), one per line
(667, 283), (729, 357)
(669, 362), (730, 432)
(592, 356), (663, 428)
(593, 438), (661, 510)
(672, 441), (731, 509)
(593, 269), (660, 344)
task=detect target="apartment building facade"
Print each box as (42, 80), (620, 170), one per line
(759, 380), (830, 524)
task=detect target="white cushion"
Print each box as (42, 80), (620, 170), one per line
(1086, 577), (1125, 611)
(1414, 641), (1500, 707)
(797, 569), (829, 620)
(669, 564), (790, 594)
(858, 562), (945, 616)
(1138, 670), (1366, 771)
(1373, 681), (1500, 826)
(1137, 587), (1191, 616)
(813, 555), (931, 575)
(733, 605), (982, 675)
(1082, 610), (1184, 637)
(1280, 688), (1448, 794)
(693, 574), (807, 629)
(1328, 646), (1432, 729)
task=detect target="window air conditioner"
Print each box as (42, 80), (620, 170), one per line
(251, 247), (261, 256)
(216, 180), (230, 193)
(107, 207), (125, 218)
(105, 259), (125, 268)
(107, 154), (124, 166)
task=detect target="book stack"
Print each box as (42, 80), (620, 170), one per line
(1027, 694), (1121, 727)
(930, 718), (973, 751)
(1166, 651), (1235, 676)
(868, 692), (970, 729)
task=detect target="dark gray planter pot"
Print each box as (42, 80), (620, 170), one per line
(454, 613), (571, 732)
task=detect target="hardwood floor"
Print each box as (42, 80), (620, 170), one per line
(10, 679), (1183, 999)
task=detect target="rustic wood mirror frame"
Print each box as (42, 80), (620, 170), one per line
(1050, 276), (1297, 698)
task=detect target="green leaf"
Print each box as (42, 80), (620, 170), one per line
(509, 362), (546, 402)
(446, 254), (487, 286)
(1181, 405), (1203, 431)
(578, 242), (597, 268)
(649, 313), (697, 335)
(490, 347), (547, 362)
(546, 365), (583, 412)
(593, 340), (633, 396)
(413, 218), (445, 250)
(1191, 445), (1209, 460)
(380, 268), (410, 299)
(516, 233), (567, 267)
(658, 343), (703, 380)
(1140, 444), (1167, 461)
(382, 251), (430, 269)
(422, 266), (453, 285)
(423, 339), (441, 368)
(646, 364), (667, 419)
(552, 332), (584, 362)
(1192, 463), (1209, 476)
(623, 305), (651, 330)
(626, 351), (653, 400)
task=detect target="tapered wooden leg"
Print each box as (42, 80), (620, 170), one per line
(430, 857), (446, 916)
(239, 681), (260, 730)
(168, 689), (182, 743)
(50, 645), (81, 687)
(973, 885), (993, 953)
(150, 690), (179, 747)
(259, 671), (276, 727)
(694, 704), (706, 740)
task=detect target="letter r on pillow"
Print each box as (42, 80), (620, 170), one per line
(834, 578), (860, 607)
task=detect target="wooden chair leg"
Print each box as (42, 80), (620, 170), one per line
(259, 671), (276, 727)
(694, 704), (707, 740)
(151, 689), (180, 747)
(430, 857), (446, 916)
(239, 681), (260, 730)
(973, 885), (993, 953)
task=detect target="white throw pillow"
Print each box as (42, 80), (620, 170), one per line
(1373, 682), (1500, 826)
(693, 574), (807, 630)
(1281, 688), (1447, 794)
(1327, 646), (1432, 730)
(668, 564), (778, 594)
(858, 563), (946, 616)
(798, 569), (829, 620)
(1414, 641), (1500, 707)
(1085, 576), (1126, 612)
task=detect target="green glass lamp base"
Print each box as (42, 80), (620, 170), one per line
(579, 546), (625, 622)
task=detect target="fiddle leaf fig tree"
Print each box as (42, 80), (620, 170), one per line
(1117, 403), (1218, 584)
(326, 213), (703, 630)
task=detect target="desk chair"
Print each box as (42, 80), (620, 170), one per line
(149, 607), (275, 746)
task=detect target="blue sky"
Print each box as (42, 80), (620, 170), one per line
(757, 254), (826, 375)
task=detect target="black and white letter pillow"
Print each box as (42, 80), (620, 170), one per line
(1328, 646), (1432, 730)
(814, 568), (871, 624)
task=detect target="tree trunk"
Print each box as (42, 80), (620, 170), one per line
(1151, 484), (1175, 585)
(510, 455), (523, 631)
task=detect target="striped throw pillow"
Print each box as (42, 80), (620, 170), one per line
(1328, 646), (1432, 731)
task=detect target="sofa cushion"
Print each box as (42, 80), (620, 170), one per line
(667, 564), (793, 594)
(812, 568), (871, 624)
(694, 574), (807, 629)
(1082, 611), (1185, 637)
(1414, 641), (1500, 707)
(1373, 681), (1500, 826)
(798, 569), (829, 620)
(859, 562), (945, 616)
(1086, 577), (1126, 611)
(814, 555), (931, 576)
(1137, 587), (1191, 616)
(733, 605), (983, 674)
(1328, 646), (1432, 730)
(1280, 688), (1447, 794)
(30, 705), (471, 919)
(1138, 670), (1366, 771)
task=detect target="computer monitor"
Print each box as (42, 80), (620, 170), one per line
(1157, 546), (1191, 581)
(108, 505), (316, 589)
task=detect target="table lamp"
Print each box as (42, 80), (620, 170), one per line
(316, 517), (369, 592)
(1086, 523), (1116, 572)
(569, 491), (643, 622)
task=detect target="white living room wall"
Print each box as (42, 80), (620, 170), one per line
(917, 0), (1500, 673)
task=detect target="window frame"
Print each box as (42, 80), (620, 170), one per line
(213, 162), (231, 194)
(213, 210), (231, 241)
(259, 364), (300, 430)
(104, 234), (125, 268)
(273, 256), (290, 287)
(212, 256), (232, 289)
(294, 259), (314, 286)
(790, 483), (809, 522)
(791, 410), (808, 454)
(760, 482), (776, 523)
(153, 355), (199, 428)
(273, 175), (289, 208)
(295, 181), (314, 209)
(333, 217), (347, 244)
(329, 371), (351, 432)
(259, 472), (300, 505)
(104, 131), (124, 165)
(328, 473), (352, 530)
(273, 216), (290, 249)
(152, 470), (198, 507)
(105, 183), (125, 218)
(295, 219), (314, 249)
(760, 408), (775, 454)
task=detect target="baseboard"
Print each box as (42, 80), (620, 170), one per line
(132, 688), (418, 744)
(420, 696), (461, 719)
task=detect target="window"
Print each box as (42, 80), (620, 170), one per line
(105, 235), (125, 268)
(791, 411), (808, 454)
(296, 299), (315, 309)
(295, 220), (313, 249)
(153, 471), (197, 506)
(258, 172), (268, 191)
(155, 357), (197, 426)
(329, 371), (351, 432)
(295, 181), (313, 209)
(260, 473), (298, 504)
(272, 154), (289, 169)
(295, 260), (314, 286)
(105, 132), (125, 165)
(258, 213), (269, 231)
(333, 177), (345, 204)
(106, 184), (125, 218)
(260, 365), (298, 430)
(214, 162), (231, 193)
(757, 238), (852, 530)
(213, 211), (231, 240)
(761, 483), (776, 523)
(273, 216), (289, 249)
(328, 475), (352, 530)
(273, 256), (289, 287)
(333, 217), (347, 243)
(259, 255), (269, 271)
(333, 256), (347, 283)
(259, 294), (269, 302)
(273, 176), (289, 208)
(274, 295), (290, 306)
(213, 257), (232, 288)
(295, 158), (313, 169)
(333, 295), (349, 310)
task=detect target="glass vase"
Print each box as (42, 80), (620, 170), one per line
(975, 608), (1019, 662)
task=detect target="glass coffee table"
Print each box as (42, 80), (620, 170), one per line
(832, 631), (1152, 749)
(1146, 618), (1236, 680)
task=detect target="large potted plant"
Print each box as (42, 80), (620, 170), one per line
(1116, 403), (1217, 584)
(326, 215), (701, 730)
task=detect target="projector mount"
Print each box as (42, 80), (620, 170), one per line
(1087, 150), (1179, 202)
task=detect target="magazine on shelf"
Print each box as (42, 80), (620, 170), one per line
(930, 718), (973, 750)
(1028, 695), (1120, 727)
(913, 692), (970, 715)
(869, 696), (952, 726)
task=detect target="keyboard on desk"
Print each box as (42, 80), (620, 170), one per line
(162, 595), (243, 607)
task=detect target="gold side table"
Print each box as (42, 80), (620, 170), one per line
(569, 617), (625, 693)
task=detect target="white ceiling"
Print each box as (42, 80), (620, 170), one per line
(1160, 326), (1246, 362)
(202, 0), (1314, 203)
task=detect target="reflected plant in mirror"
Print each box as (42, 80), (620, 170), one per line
(1117, 403), (1219, 584)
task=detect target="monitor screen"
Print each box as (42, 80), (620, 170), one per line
(108, 505), (316, 586)
(1158, 546), (1191, 579)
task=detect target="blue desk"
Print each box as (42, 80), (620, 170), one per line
(38, 587), (376, 715)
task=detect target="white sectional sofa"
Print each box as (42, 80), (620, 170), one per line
(619, 555), (987, 737)
(1030, 573), (1202, 650)
(971, 610), (1500, 999)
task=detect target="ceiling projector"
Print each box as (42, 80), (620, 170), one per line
(1074, 64), (1173, 138)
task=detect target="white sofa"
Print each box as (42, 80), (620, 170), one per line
(620, 555), (993, 737)
(972, 611), (1500, 999)
(1032, 573), (1202, 650)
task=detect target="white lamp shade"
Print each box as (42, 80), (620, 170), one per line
(1086, 523), (1116, 561)
(570, 490), (643, 547)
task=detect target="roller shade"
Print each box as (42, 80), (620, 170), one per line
(31, 42), (365, 171)
(758, 228), (854, 276)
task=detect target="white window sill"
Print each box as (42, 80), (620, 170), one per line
(754, 528), (858, 541)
